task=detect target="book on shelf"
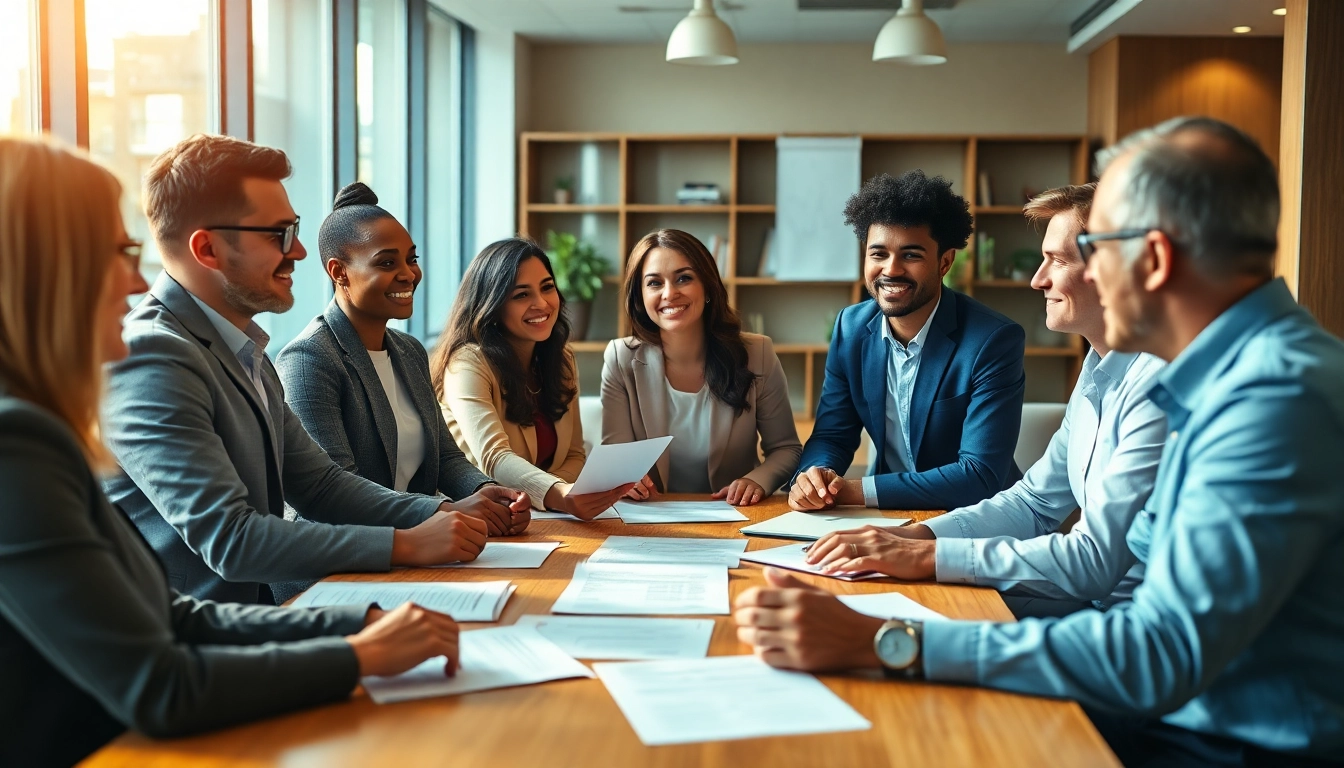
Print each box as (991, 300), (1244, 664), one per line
(707, 234), (729, 278)
(676, 182), (723, 205)
(978, 172), (993, 207)
(757, 228), (776, 278)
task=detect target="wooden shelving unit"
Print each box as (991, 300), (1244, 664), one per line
(520, 132), (1088, 419)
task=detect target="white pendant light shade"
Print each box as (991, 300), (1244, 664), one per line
(873, 0), (947, 65)
(666, 0), (739, 66)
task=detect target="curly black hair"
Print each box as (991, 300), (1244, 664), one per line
(842, 170), (974, 253)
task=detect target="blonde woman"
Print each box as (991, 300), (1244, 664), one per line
(602, 229), (802, 504)
(0, 138), (460, 766)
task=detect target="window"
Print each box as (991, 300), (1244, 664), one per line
(84, 0), (219, 284)
(252, 0), (334, 345)
(422, 8), (467, 339)
(1, 0), (38, 135)
(356, 0), (408, 223)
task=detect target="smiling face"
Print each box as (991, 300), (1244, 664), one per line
(214, 176), (306, 316)
(98, 216), (151, 365)
(1084, 152), (1154, 353)
(863, 223), (950, 319)
(640, 246), (706, 337)
(333, 216), (421, 322)
(1031, 211), (1102, 341)
(499, 255), (561, 346)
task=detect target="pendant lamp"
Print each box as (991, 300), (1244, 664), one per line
(873, 0), (947, 65)
(666, 0), (739, 66)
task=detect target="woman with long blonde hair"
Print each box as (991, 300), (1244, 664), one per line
(0, 138), (460, 766)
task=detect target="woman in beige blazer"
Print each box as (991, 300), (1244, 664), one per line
(431, 238), (633, 519)
(602, 229), (802, 505)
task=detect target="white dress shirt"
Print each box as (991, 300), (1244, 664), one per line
(368, 349), (426, 492)
(923, 349), (1167, 607)
(188, 293), (272, 417)
(860, 296), (941, 507)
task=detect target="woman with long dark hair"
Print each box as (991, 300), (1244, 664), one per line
(431, 237), (633, 519)
(602, 229), (801, 505)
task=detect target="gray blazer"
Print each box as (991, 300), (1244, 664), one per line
(601, 333), (803, 494)
(0, 387), (366, 767)
(276, 301), (492, 499)
(103, 274), (442, 604)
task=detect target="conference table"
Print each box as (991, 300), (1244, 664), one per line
(83, 495), (1120, 768)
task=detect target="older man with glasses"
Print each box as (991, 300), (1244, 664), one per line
(735, 116), (1344, 767)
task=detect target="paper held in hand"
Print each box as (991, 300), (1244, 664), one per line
(566, 436), (674, 495)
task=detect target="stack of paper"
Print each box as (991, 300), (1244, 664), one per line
(740, 510), (911, 541)
(291, 580), (516, 621)
(550, 562), (729, 615)
(739, 543), (884, 582)
(588, 536), (748, 567)
(432, 541), (563, 569)
(839, 591), (948, 622)
(594, 655), (871, 745)
(362, 625), (595, 704)
(513, 616), (715, 660)
(613, 500), (748, 524)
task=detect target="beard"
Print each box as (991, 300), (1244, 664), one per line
(870, 275), (938, 318)
(220, 259), (296, 316)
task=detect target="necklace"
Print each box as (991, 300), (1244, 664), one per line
(526, 383), (541, 395)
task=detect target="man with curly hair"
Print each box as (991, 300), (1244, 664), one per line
(790, 170), (1026, 513)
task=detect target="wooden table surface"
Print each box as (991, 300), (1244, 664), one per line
(83, 496), (1119, 768)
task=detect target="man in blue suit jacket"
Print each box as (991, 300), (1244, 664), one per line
(791, 171), (1025, 512)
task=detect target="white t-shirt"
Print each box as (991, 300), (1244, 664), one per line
(368, 350), (425, 492)
(666, 384), (713, 494)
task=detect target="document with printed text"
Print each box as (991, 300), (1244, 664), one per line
(589, 536), (748, 567)
(740, 510), (912, 540)
(613, 499), (748, 524)
(594, 655), (872, 745)
(513, 615), (715, 659)
(550, 562), (729, 615)
(362, 625), (594, 704)
(291, 580), (515, 622)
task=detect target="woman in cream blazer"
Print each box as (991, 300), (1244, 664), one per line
(433, 238), (633, 519)
(602, 229), (802, 505)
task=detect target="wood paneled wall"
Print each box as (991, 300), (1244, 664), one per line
(1278, 0), (1344, 337)
(1088, 36), (1284, 163)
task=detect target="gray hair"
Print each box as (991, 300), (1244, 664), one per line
(1095, 116), (1279, 278)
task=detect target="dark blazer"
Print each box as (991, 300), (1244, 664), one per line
(798, 288), (1026, 510)
(102, 274), (443, 605)
(0, 387), (367, 767)
(277, 301), (492, 499)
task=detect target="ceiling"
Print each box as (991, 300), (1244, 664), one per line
(440, 0), (1288, 47)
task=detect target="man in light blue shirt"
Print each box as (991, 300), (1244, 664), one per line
(736, 117), (1344, 765)
(804, 183), (1168, 620)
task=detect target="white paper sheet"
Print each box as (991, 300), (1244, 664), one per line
(739, 510), (912, 541)
(568, 436), (674, 495)
(513, 615), (715, 660)
(739, 543), (885, 582)
(550, 562), (729, 615)
(839, 591), (948, 623)
(290, 580), (515, 622)
(531, 508), (619, 521)
(432, 542), (563, 569)
(594, 655), (871, 745)
(613, 499), (748, 524)
(589, 536), (748, 567)
(361, 625), (595, 704)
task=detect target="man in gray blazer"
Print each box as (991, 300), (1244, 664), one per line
(103, 134), (501, 604)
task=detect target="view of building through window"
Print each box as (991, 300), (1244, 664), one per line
(84, 0), (218, 284)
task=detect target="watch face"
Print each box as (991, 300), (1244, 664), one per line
(877, 625), (919, 669)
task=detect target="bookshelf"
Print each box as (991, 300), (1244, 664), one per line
(519, 132), (1089, 419)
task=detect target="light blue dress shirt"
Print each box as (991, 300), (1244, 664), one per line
(861, 296), (940, 507)
(924, 349), (1167, 607)
(922, 279), (1344, 759)
(189, 292), (273, 416)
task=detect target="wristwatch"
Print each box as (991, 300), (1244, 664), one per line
(874, 619), (924, 679)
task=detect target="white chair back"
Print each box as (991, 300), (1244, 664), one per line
(1015, 402), (1067, 472)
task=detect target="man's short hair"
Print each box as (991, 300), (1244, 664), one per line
(842, 170), (974, 254)
(1023, 183), (1097, 232)
(143, 133), (291, 248)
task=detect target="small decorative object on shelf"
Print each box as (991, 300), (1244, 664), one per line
(546, 230), (611, 341)
(676, 182), (723, 205)
(554, 175), (574, 205)
(1010, 248), (1042, 282)
(706, 234), (730, 278)
(976, 232), (996, 280)
(944, 248), (971, 291)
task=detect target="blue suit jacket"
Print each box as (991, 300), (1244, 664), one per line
(798, 288), (1026, 510)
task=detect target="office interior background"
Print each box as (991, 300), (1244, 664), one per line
(2, 0), (1339, 417)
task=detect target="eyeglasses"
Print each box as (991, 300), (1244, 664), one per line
(1075, 228), (1154, 263)
(205, 216), (301, 255)
(118, 240), (143, 260)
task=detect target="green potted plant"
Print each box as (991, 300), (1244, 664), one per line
(1010, 248), (1042, 282)
(546, 230), (610, 341)
(554, 175), (575, 205)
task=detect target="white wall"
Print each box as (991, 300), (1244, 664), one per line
(526, 42), (1088, 135)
